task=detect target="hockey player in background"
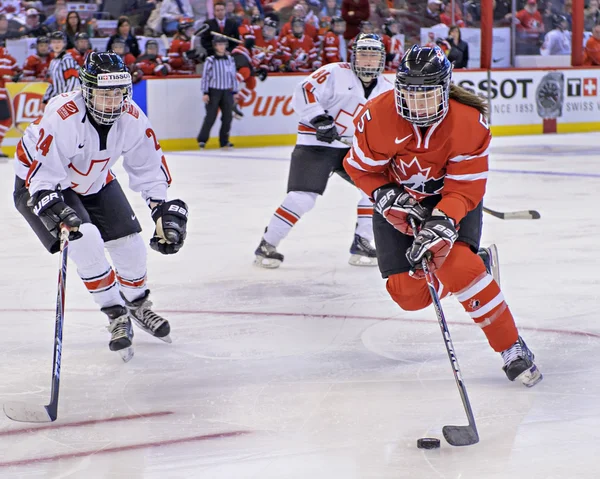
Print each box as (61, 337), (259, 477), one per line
(254, 34), (392, 268)
(42, 31), (80, 106)
(22, 35), (53, 81)
(231, 38), (268, 119)
(280, 18), (320, 72)
(381, 17), (404, 71)
(168, 18), (202, 75)
(13, 52), (188, 361)
(113, 37), (145, 83)
(540, 14), (571, 55)
(343, 45), (542, 387)
(322, 16), (347, 65)
(0, 41), (18, 157)
(67, 32), (93, 67)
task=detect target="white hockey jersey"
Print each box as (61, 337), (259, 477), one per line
(540, 29), (572, 56)
(14, 91), (172, 201)
(292, 62), (393, 149)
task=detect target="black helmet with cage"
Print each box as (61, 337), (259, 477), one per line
(351, 33), (385, 83)
(359, 20), (374, 34)
(178, 17), (195, 39)
(74, 32), (90, 53)
(383, 17), (400, 37)
(36, 34), (49, 55)
(395, 44), (452, 127)
(291, 17), (305, 38)
(330, 16), (345, 35)
(79, 52), (132, 126)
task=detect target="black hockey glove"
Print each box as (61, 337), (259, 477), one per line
(310, 114), (338, 143)
(150, 199), (188, 255)
(373, 185), (429, 236)
(184, 49), (200, 62)
(256, 67), (268, 82)
(29, 189), (83, 241)
(406, 212), (458, 279)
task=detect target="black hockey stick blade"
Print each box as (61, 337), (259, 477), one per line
(442, 425), (480, 446)
(483, 206), (541, 220)
(3, 402), (57, 423)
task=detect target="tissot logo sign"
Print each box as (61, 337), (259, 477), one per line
(566, 78), (598, 97)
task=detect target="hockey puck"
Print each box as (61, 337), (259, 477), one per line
(417, 438), (441, 449)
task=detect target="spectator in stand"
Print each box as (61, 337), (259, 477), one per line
(43, 2), (68, 32)
(440, 0), (465, 27)
(540, 13), (571, 55)
(67, 32), (93, 67)
(0, 13), (24, 40)
(106, 16), (141, 58)
(168, 17), (202, 74)
(342, 0), (370, 40)
(0, 0), (23, 16)
(201, 1), (240, 56)
(493, 0), (512, 26)
(583, 23), (600, 65)
(0, 42), (18, 157)
(585, 0), (600, 31)
(225, 0), (245, 26)
(322, 16), (347, 64)
(321, 0), (342, 18)
(25, 8), (49, 37)
(423, 0), (442, 26)
(280, 17), (320, 72)
(22, 35), (52, 81)
(515, 0), (545, 55)
(447, 25), (468, 68)
(160, 0), (194, 36)
(64, 11), (84, 50)
(368, 0), (390, 31)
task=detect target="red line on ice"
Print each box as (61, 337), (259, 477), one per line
(0, 430), (251, 468)
(0, 411), (173, 437)
(6, 308), (600, 339)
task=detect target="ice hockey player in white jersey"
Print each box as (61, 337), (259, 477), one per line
(540, 14), (572, 56)
(254, 33), (392, 268)
(13, 52), (188, 362)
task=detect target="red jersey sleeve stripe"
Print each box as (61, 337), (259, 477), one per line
(352, 137), (390, 167)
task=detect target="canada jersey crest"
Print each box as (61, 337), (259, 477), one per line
(390, 156), (445, 199)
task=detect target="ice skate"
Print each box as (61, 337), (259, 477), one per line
(254, 238), (284, 269)
(102, 305), (134, 363)
(501, 336), (542, 387)
(122, 290), (172, 343)
(233, 104), (244, 119)
(349, 234), (377, 266)
(478, 244), (500, 285)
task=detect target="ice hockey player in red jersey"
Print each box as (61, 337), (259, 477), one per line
(231, 38), (268, 119)
(280, 18), (320, 72)
(168, 17), (201, 75)
(111, 37), (144, 82)
(22, 35), (53, 81)
(67, 32), (93, 67)
(380, 17), (404, 71)
(343, 45), (542, 387)
(254, 34), (392, 268)
(0, 43), (18, 157)
(13, 53), (188, 361)
(322, 16), (347, 65)
(136, 39), (171, 78)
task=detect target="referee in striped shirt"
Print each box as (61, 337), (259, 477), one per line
(197, 36), (238, 149)
(42, 31), (81, 106)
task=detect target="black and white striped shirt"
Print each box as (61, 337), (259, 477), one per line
(201, 54), (238, 93)
(42, 51), (81, 104)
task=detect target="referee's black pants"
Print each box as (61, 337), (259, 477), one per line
(197, 88), (234, 147)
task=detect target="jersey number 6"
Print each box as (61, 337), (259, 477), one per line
(356, 109), (372, 133)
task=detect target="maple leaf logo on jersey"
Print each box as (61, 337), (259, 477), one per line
(391, 156), (444, 199)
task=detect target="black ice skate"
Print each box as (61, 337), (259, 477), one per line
(501, 336), (542, 387)
(254, 238), (284, 269)
(349, 234), (377, 266)
(233, 104), (244, 119)
(478, 244), (500, 285)
(102, 305), (134, 362)
(122, 290), (172, 343)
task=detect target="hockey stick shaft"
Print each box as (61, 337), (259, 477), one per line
(483, 206), (541, 220)
(4, 227), (69, 423)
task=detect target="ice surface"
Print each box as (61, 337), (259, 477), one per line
(0, 133), (599, 478)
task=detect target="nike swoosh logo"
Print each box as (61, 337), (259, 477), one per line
(131, 215), (136, 221)
(492, 57), (504, 63)
(78, 143), (84, 148)
(348, 86), (353, 90)
(394, 134), (412, 145)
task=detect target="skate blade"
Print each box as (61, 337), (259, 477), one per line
(254, 256), (282, 269)
(158, 334), (172, 344)
(488, 244), (501, 286)
(118, 347), (134, 363)
(348, 254), (378, 267)
(517, 364), (543, 387)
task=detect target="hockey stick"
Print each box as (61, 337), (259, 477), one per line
(483, 206), (541, 220)
(410, 219), (479, 446)
(4, 227), (70, 423)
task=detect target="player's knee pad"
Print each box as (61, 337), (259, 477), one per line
(283, 191), (318, 217)
(69, 223), (106, 269)
(436, 242), (486, 293)
(386, 273), (432, 311)
(105, 233), (147, 279)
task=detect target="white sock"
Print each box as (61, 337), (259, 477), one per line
(354, 190), (374, 242)
(263, 191), (318, 247)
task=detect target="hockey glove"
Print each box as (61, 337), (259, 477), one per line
(406, 212), (458, 279)
(256, 67), (268, 82)
(183, 49), (200, 62)
(29, 189), (82, 241)
(150, 199), (188, 255)
(310, 114), (338, 143)
(373, 185), (429, 235)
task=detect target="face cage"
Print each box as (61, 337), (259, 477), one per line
(263, 25), (276, 39)
(351, 48), (385, 82)
(394, 83), (449, 127)
(82, 84), (132, 125)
